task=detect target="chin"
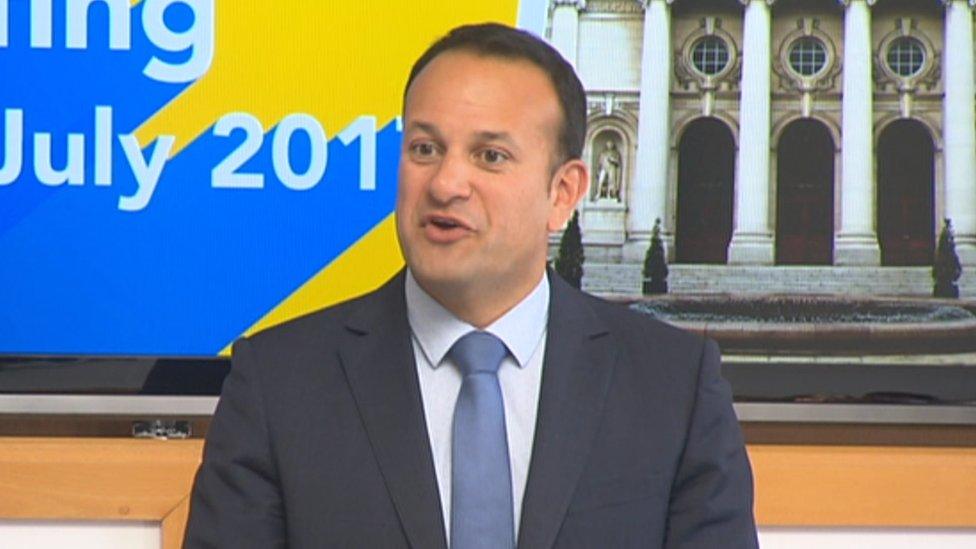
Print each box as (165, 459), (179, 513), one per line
(416, 265), (472, 288)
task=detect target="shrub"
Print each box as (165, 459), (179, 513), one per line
(643, 218), (668, 295)
(555, 210), (584, 289)
(933, 218), (962, 298)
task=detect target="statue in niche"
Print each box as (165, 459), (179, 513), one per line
(595, 139), (622, 201)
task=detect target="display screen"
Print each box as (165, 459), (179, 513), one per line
(1, 1), (973, 407)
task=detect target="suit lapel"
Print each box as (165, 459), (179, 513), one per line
(517, 273), (618, 549)
(338, 272), (448, 549)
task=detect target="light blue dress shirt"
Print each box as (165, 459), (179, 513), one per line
(405, 269), (549, 544)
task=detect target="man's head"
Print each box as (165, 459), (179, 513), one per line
(396, 23), (589, 326)
(403, 23), (587, 168)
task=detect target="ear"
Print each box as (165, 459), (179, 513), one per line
(547, 158), (589, 232)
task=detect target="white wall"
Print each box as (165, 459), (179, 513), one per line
(578, 16), (643, 91)
(2, 521), (975, 548)
(0, 520), (159, 549)
(759, 527), (976, 548)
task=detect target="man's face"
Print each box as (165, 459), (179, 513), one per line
(396, 51), (584, 300)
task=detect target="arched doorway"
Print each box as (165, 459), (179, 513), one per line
(877, 119), (935, 266)
(775, 119), (834, 265)
(675, 118), (735, 263)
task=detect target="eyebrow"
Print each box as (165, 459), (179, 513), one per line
(405, 121), (522, 154)
(406, 121), (443, 140)
(474, 130), (520, 152)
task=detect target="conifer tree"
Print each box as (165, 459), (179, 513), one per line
(643, 218), (668, 294)
(934, 218), (962, 298)
(554, 210), (584, 289)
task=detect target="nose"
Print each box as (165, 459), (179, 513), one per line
(427, 151), (472, 204)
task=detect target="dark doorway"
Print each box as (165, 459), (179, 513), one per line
(776, 119), (835, 265)
(675, 118), (735, 263)
(877, 119), (935, 266)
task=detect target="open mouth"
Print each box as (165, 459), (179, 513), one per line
(430, 217), (461, 230)
(423, 214), (471, 242)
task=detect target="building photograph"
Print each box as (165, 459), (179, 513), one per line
(546, 0), (976, 298)
(545, 0), (976, 435)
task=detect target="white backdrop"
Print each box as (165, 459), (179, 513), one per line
(760, 527), (976, 548)
(0, 520), (159, 549)
(2, 522), (976, 548)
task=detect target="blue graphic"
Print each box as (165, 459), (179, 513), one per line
(0, 2), (401, 355)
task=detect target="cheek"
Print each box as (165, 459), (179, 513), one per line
(489, 190), (553, 237)
(395, 169), (422, 213)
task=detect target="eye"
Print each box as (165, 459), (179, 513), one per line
(409, 141), (439, 160)
(477, 148), (509, 166)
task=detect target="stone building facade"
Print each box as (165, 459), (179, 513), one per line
(547, 0), (976, 296)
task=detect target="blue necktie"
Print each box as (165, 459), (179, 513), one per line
(449, 331), (515, 549)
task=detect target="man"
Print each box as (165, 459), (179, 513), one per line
(184, 23), (758, 548)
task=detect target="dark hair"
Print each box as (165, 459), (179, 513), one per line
(403, 23), (587, 165)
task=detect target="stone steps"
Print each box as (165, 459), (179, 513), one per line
(581, 264), (976, 297)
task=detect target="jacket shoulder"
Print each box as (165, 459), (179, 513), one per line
(580, 291), (706, 351)
(242, 275), (401, 354)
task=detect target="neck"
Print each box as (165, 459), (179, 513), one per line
(414, 269), (546, 329)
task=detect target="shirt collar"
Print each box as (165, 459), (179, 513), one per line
(404, 269), (550, 369)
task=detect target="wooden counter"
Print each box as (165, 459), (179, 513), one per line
(2, 437), (975, 548)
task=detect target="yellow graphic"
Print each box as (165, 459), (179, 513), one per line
(135, 1), (518, 351)
(135, 1), (519, 153)
(220, 213), (404, 354)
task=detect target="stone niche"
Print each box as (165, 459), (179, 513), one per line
(583, 128), (627, 260)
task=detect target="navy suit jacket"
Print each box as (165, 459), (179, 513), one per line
(183, 270), (758, 548)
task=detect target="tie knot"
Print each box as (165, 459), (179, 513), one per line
(449, 331), (507, 377)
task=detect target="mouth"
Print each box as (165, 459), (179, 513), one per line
(427, 215), (465, 229)
(422, 214), (472, 243)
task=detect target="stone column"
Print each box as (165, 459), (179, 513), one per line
(943, 0), (976, 265)
(835, 0), (880, 265)
(625, 0), (674, 261)
(550, 1), (584, 67)
(729, 0), (775, 264)
(548, 1), (585, 261)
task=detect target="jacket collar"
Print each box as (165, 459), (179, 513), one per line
(516, 271), (617, 549)
(340, 271), (448, 549)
